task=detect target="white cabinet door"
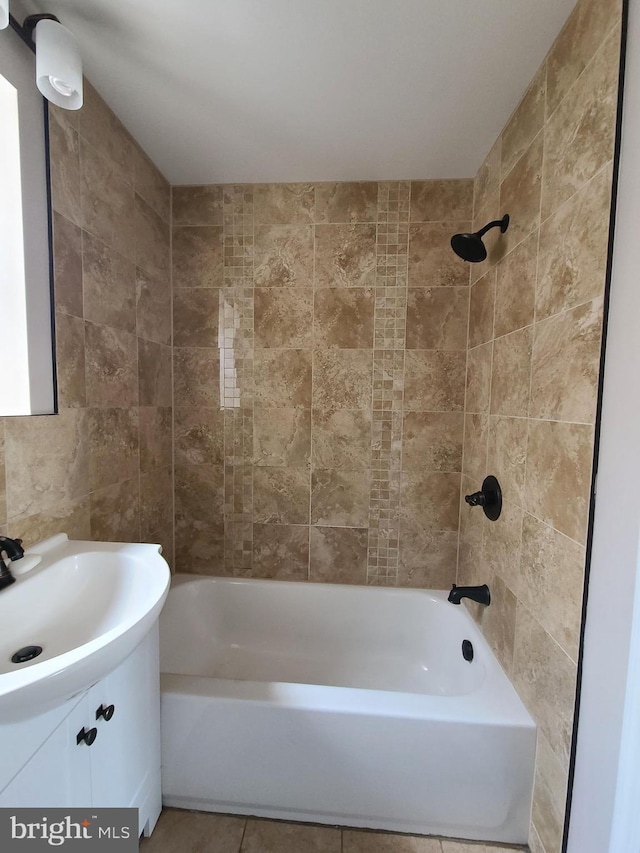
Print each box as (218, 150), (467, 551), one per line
(0, 697), (92, 808)
(89, 631), (160, 808)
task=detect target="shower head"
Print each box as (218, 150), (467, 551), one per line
(451, 215), (510, 263)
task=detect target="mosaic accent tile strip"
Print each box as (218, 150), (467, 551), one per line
(367, 182), (410, 584)
(221, 187), (255, 573)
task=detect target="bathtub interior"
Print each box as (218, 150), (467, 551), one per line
(160, 576), (491, 697)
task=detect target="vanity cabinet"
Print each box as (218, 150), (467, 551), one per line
(0, 626), (161, 837)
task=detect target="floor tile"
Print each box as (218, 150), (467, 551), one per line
(141, 809), (246, 853)
(343, 829), (442, 852)
(240, 819), (341, 853)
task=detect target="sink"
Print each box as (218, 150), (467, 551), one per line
(0, 534), (170, 721)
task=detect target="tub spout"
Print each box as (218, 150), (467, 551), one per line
(448, 584), (491, 606)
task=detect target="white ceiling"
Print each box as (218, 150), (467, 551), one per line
(16, 0), (577, 184)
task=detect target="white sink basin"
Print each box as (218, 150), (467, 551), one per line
(0, 534), (170, 721)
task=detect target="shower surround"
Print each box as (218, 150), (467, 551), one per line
(172, 180), (473, 586)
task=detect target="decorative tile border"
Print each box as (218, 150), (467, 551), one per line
(367, 182), (410, 584)
(221, 187), (255, 573)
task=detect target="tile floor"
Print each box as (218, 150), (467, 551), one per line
(140, 809), (528, 853)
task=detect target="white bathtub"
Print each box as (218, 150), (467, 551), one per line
(159, 575), (536, 844)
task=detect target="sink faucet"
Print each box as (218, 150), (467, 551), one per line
(448, 583), (491, 606)
(0, 536), (24, 591)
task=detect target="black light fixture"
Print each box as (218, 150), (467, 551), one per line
(451, 214), (510, 263)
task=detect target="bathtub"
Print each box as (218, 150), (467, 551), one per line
(159, 575), (536, 844)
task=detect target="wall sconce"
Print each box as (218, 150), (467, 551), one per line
(23, 14), (83, 110)
(0, 0), (9, 30)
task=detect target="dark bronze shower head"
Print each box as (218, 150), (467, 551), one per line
(451, 214), (510, 263)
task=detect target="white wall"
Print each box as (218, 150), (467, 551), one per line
(567, 1), (640, 850)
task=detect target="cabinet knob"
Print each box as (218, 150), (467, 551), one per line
(76, 727), (98, 746)
(95, 704), (115, 722)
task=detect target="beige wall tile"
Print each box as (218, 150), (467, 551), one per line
(255, 349), (312, 408)
(490, 327), (532, 417)
(462, 413), (488, 484)
(5, 411), (89, 520)
(138, 340), (172, 407)
(8, 497), (91, 546)
(53, 212), (83, 318)
(468, 271), (495, 349)
(465, 343), (493, 415)
(139, 407), (172, 473)
(48, 112), (81, 226)
(255, 225), (314, 286)
(546, 0), (622, 116)
(90, 477), (140, 542)
(519, 513), (585, 661)
(530, 298), (603, 423)
(172, 185), (223, 226)
(132, 146), (169, 223)
(174, 407), (224, 467)
(477, 575), (517, 675)
(486, 416), (528, 507)
(85, 322), (138, 407)
(398, 526), (458, 589)
(410, 180), (473, 222)
(400, 472), (460, 532)
(542, 28), (620, 220)
(172, 226), (223, 287)
(83, 231), (136, 333)
(89, 407), (139, 491)
(312, 409), (372, 470)
(502, 65), (547, 178)
(536, 167), (612, 321)
(173, 288), (220, 348)
(254, 467), (311, 524)
(252, 524), (310, 580)
(310, 526), (368, 584)
(494, 230), (537, 338)
(315, 181), (378, 223)
(56, 312), (86, 409)
(79, 81), (134, 181)
(406, 288), (468, 350)
(408, 222), (471, 287)
(135, 194), (170, 278)
(525, 420), (594, 544)
(500, 132), (543, 255)
(313, 350), (373, 409)
(140, 466), (173, 539)
(532, 731), (569, 853)
(136, 268), (171, 346)
(174, 465), (224, 568)
(314, 288), (375, 348)
(173, 348), (220, 409)
(80, 139), (134, 260)
(253, 408), (311, 468)
(311, 469), (371, 527)
(254, 183), (315, 224)
(404, 351), (466, 412)
(402, 412), (464, 473)
(474, 138), (501, 218)
(513, 603), (577, 769)
(315, 224), (377, 288)
(482, 500), (523, 593)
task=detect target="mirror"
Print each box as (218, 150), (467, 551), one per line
(0, 20), (56, 416)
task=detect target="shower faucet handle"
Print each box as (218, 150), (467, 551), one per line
(464, 476), (502, 521)
(464, 491), (486, 507)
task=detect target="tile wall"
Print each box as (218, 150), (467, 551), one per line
(171, 179), (473, 584)
(457, 0), (623, 851)
(0, 82), (174, 564)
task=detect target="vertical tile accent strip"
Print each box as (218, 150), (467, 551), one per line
(367, 182), (410, 584)
(221, 186), (255, 574)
